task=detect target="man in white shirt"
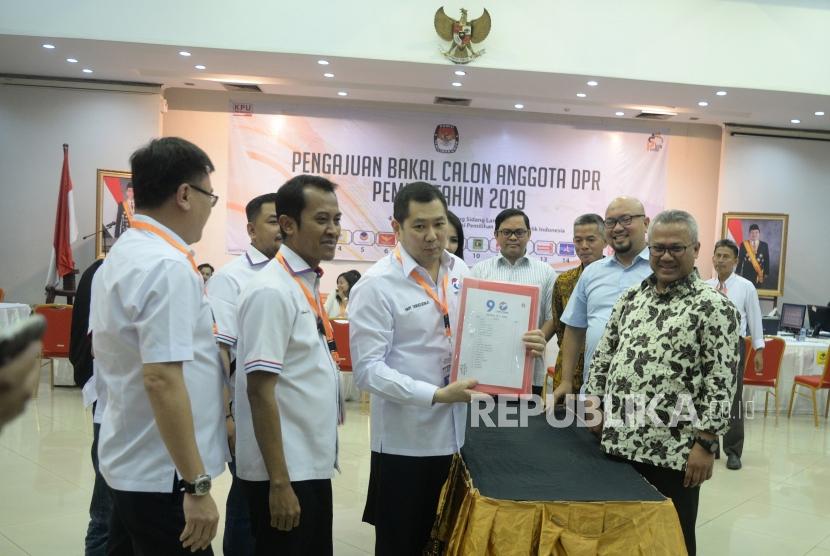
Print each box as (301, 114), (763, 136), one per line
(90, 137), (226, 555)
(234, 175), (341, 555)
(206, 192), (281, 556)
(471, 208), (556, 394)
(349, 182), (547, 555)
(707, 238), (765, 471)
(553, 196), (653, 402)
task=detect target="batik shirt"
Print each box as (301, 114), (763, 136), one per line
(585, 270), (739, 471)
(551, 264), (586, 390)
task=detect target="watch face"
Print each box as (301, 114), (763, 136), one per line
(194, 475), (212, 495)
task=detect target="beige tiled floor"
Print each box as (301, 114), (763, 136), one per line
(1, 371), (829, 555)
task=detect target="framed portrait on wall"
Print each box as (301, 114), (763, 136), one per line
(95, 169), (134, 258)
(721, 212), (789, 298)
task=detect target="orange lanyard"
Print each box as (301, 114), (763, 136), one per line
(276, 253), (338, 354)
(130, 220), (199, 276)
(394, 248), (451, 337)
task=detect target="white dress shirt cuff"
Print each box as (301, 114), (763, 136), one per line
(415, 381), (441, 408)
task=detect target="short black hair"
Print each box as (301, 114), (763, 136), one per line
(130, 137), (214, 209)
(749, 224), (760, 232)
(197, 263), (214, 273)
(393, 182), (447, 223)
(574, 213), (605, 231)
(275, 175), (337, 228)
(336, 270), (362, 301)
(245, 193), (278, 222)
(494, 208), (530, 231)
(714, 238), (739, 258)
(446, 210), (465, 259)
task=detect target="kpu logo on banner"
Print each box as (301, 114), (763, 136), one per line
(434, 124), (460, 153)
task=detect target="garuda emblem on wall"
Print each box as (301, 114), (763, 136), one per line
(434, 7), (491, 64)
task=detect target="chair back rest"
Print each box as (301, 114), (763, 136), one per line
(0, 287), (5, 302)
(33, 304), (73, 357)
(744, 336), (786, 382)
(330, 319), (351, 369)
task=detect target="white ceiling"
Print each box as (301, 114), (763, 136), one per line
(2, 34), (829, 131)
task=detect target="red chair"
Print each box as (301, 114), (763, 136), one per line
(0, 287), (5, 302)
(743, 337), (786, 416)
(33, 304), (73, 391)
(330, 319), (351, 372)
(788, 347), (830, 427)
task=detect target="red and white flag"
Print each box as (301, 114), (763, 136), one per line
(45, 144), (78, 288)
(725, 219), (744, 246)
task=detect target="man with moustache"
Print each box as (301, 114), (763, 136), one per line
(206, 192), (282, 555)
(553, 197), (654, 402)
(349, 182), (547, 555)
(550, 213), (607, 392)
(706, 238), (765, 471)
(234, 175), (341, 555)
(584, 210), (738, 555)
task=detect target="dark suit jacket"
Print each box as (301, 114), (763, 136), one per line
(736, 240), (770, 287)
(69, 259), (103, 387)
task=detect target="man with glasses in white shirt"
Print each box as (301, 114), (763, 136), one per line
(471, 208), (556, 395)
(553, 196), (653, 402)
(234, 175), (341, 555)
(706, 238), (765, 471)
(349, 182), (547, 555)
(90, 137), (226, 555)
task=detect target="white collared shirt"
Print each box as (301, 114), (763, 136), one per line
(705, 273), (765, 349)
(471, 252), (556, 385)
(560, 247), (653, 389)
(206, 244), (270, 352)
(234, 245), (340, 482)
(90, 215), (227, 493)
(349, 246), (470, 456)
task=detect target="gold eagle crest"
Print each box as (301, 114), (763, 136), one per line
(434, 7), (491, 64)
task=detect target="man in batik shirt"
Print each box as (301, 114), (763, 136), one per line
(585, 210), (739, 556)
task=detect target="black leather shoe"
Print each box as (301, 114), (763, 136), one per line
(726, 454), (742, 470)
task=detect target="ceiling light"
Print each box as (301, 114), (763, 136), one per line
(194, 64), (206, 70)
(816, 111), (825, 116)
(698, 101), (709, 107)
(451, 82), (462, 87)
(42, 44), (55, 49)
(587, 80), (598, 87)
(615, 111), (625, 116)
(716, 91), (727, 96)
(576, 92), (587, 98)
(66, 58), (78, 63)
(337, 91), (348, 96)
(179, 51), (191, 57)
(323, 72), (334, 78)
(514, 104), (524, 109)
(82, 68), (93, 74)
(454, 70), (466, 76)
(791, 119), (801, 124)
(318, 59), (330, 65)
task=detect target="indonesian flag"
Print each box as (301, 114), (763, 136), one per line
(725, 218), (744, 246)
(45, 144), (78, 288)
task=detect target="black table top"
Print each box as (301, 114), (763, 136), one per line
(461, 406), (666, 503)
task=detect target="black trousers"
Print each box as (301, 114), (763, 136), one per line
(241, 478), (333, 556)
(631, 461), (700, 556)
(107, 487), (213, 556)
(723, 337), (746, 458)
(363, 451), (452, 556)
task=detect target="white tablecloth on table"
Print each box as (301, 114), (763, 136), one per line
(0, 302), (31, 330)
(745, 335), (830, 415)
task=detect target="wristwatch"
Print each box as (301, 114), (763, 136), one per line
(694, 436), (719, 455)
(179, 473), (212, 496)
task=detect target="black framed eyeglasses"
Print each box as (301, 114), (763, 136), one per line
(649, 244), (693, 257)
(604, 214), (645, 228)
(497, 228), (528, 239)
(188, 183), (219, 207)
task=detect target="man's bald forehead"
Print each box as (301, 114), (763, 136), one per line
(606, 196), (645, 216)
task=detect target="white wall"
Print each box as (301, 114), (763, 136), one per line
(0, 84), (162, 304)
(717, 132), (830, 306)
(162, 88), (722, 296)
(3, 1), (830, 95)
